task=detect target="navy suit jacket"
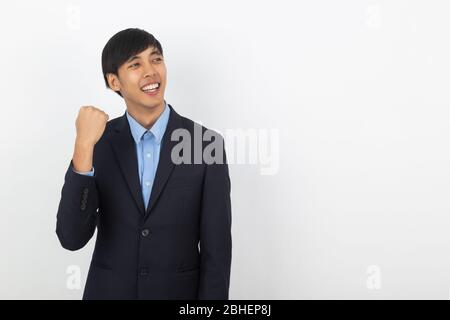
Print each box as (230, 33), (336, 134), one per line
(56, 104), (232, 300)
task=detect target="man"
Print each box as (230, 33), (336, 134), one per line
(56, 28), (232, 300)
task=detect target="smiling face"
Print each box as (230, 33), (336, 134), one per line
(106, 46), (167, 112)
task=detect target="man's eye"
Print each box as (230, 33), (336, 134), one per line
(130, 63), (140, 68)
(154, 58), (163, 62)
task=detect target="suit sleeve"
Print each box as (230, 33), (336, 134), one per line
(198, 136), (232, 300)
(55, 159), (99, 251)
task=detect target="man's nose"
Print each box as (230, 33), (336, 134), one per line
(143, 63), (157, 78)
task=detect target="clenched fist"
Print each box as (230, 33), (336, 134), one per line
(75, 106), (109, 147)
(72, 106), (109, 172)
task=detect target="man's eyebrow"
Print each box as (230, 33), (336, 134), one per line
(126, 56), (140, 63)
(126, 50), (162, 63)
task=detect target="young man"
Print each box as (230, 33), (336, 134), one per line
(56, 28), (232, 300)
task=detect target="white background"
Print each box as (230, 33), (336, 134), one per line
(1, 0), (450, 299)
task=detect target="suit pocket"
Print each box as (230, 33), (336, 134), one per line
(176, 265), (200, 274)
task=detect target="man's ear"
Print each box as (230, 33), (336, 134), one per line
(106, 73), (121, 93)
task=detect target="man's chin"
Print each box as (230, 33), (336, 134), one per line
(139, 97), (165, 110)
(124, 94), (164, 111)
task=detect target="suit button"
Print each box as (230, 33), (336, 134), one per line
(80, 204), (86, 211)
(139, 267), (149, 276)
(141, 229), (150, 237)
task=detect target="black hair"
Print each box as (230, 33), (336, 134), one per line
(101, 28), (163, 97)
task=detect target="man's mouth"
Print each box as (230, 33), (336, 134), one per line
(141, 82), (160, 96)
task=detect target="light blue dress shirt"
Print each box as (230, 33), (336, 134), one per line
(73, 101), (171, 210)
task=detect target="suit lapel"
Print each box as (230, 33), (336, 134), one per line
(144, 104), (181, 220)
(110, 114), (146, 215)
(109, 104), (182, 219)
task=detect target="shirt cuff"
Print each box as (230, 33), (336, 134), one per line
(72, 166), (95, 177)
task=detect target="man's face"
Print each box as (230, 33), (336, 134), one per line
(107, 46), (167, 110)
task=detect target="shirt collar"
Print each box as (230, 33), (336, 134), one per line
(126, 100), (171, 145)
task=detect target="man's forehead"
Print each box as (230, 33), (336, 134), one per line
(139, 46), (161, 56)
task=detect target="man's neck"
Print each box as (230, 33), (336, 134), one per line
(126, 101), (165, 130)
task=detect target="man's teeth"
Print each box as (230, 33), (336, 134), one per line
(142, 83), (160, 91)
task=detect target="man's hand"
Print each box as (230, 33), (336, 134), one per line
(75, 106), (109, 146)
(72, 106), (109, 172)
